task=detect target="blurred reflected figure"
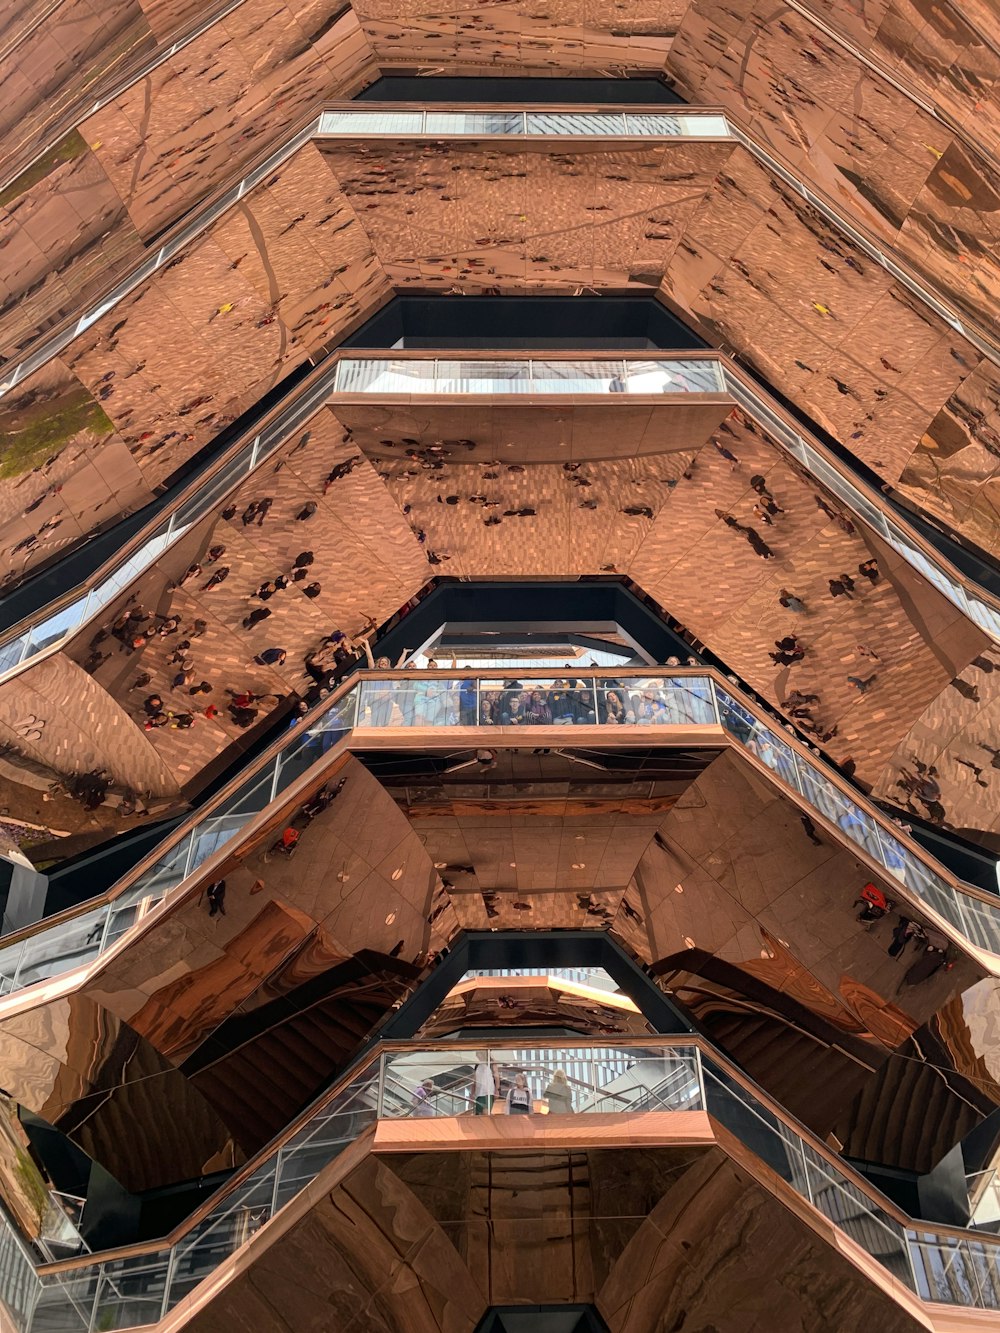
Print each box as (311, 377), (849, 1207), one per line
(411, 1080), (436, 1118)
(544, 1069), (574, 1115)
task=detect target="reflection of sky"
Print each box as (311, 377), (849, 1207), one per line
(961, 978), (1000, 1086)
(415, 647), (631, 669)
(462, 967), (621, 992)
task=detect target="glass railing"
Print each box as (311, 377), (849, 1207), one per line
(318, 109), (732, 138)
(0, 668), (999, 1006)
(0, 689), (358, 997)
(5, 348), (997, 693)
(7, 1038), (1000, 1330)
(720, 369), (1000, 641)
(331, 355), (725, 396)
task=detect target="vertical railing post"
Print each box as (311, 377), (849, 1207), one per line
(708, 677), (720, 726)
(181, 830), (197, 882)
(96, 906), (115, 959)
(376, 1051), (386, 1119)
(160, 1246), (178, 1321)
(270, 1149), (283, 1220)
(693, 1047), (707, 1112)
(10, 939), (26, 992)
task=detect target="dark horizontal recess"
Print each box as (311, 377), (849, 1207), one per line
(356, 76), (684, 104)
(342, 292), (702, 350)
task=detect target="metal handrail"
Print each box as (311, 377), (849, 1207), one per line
(1, 343), (998, 708)
(11, 1036), (1000, 1320)
(2, 103), (996, 391)
(1, 667), (999, 1013)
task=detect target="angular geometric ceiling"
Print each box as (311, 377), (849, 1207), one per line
(5, 4), (1000, 1328)
(2, 748), (994, 1191)
(1, 380), (997, 850)
(0, 11), (997, 844)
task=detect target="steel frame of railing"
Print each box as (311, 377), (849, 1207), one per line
(0, 666), (998, 1034)
(1, 339), (999, 710)
(7, 1036), (1000, 1328)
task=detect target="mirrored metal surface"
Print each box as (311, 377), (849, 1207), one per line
(5, 107), (1000, 594)
(4, 1039), (998, 1329)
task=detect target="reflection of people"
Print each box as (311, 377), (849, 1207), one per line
(268, 828), (299, 858)
(207, 880), (226, 917)
(544, 1069), (574, 1115)
(506, 1072), (533, 1115)
(853, 882), (892, 923)
(902, 936), (949, 986)
(473, 1052), (497, 1115)
(411, 1080), (435, 1118)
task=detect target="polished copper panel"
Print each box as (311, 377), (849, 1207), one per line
(0, 740), (993, 1180)
(0, 2), (156, 167)
(0, 3), (378, 363)
(315, 135), (734, 294)
(418, 974), (654, 1038)
(0, 358), (153, 588)
(351, 0), (682, 76)
(334, 397), (732, 463)
(0, 360), (997, 847)
(174, 1139), (927, 1332)
(4, 117), (997, 589)
(5, 117), (1000, 594)
(666, 1), (1000, 334)
(0, 991), (241, 1191)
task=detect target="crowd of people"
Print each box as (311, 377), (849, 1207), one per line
(407, 1056), (578, 1118)
(354, 671), (711, 729)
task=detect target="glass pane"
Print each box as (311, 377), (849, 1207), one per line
(959, 895), (1000, 954)
(0, 635), (29, 675)
(617, 677), (715, 725)
(25, 601), (88, 656)
(909, 1233), (984, 1305)
(92, 1253), (171, 1331)
(31, 1274), (96, 1333)
(529, 359), (622, 393)
(320, 111), (424, 134)
(742, 722), (798, 787)
(380, 1046), (701, 1119)
(14, 908), (108, 987)
(526, 112), (626, 135)
(424, 112), (524, 135)
(0, 1214), (40, 1327)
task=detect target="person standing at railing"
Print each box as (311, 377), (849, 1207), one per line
(543, 1069), (574, 1115)
(411, 1080), (436, 1118)
(473, 1052), (497, 1115)
(506, 1072), (533, 1115)
(459, 678), (477, 725)
(359, 638), (409, 726)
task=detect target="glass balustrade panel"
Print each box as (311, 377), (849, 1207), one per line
(425, 112), (524, 135)
(13, 908), (110, 988)
(380, 1046), (701, 1119)
(90, 1253), (171, 1332)
(30, 1273), (96, 1333)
